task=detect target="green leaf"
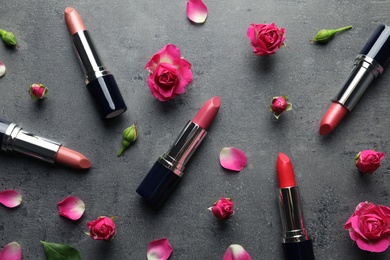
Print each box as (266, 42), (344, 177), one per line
(41, 241), (82, 260)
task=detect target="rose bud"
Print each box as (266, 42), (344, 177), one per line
(355, 149), (385, 174)
(0, 29), (17, 46)
(117, 123), (138, 157)
(86, 216), (116, 241)
(28, 83), (48, 100)
(208, 197), (234, 220)
(311, 25), (352, 43)
(269, 96), (292, 119)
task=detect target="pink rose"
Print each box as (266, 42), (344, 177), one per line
(145, 44), (193, 101)
(209, 198), (234, 220)
(355, 149), (385, 174)
(86, 216), (116, 240)
(247, 23), (285, 56)
(344, 201), (390, 252)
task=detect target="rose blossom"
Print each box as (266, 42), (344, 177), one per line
(145, 44), (193, 101)
(247, 23), (285, 56)
(344, 201), (390, 252)
(355, 149), (385, 174)
(86, 216), (116, 241)
(208, 197), (234, 220)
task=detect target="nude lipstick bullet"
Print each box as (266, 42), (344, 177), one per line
(0, 118), (91, 170)
(136, 96), (220, 208)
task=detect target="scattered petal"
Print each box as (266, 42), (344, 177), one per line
(57, 196), (85, 220)
(0, 242), (22, 260)
(0, 61), (6, 77)
(147, 238), (173, 260)
(186, 0), (208, 24)
(220, 147), (247, 171)
(0, 190), (22, 208)
(222, 244), (252, 260)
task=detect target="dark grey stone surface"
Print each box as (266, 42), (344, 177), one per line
(1, 0), (390, 259)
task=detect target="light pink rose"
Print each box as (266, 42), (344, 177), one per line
(209, 198), (234, 220)
(145, 44), (193, 101)
(247, 23), (285, 56)
(355, 149), (385, 174)
(344, 201), (390, 252)
(86, 216), (116, 241)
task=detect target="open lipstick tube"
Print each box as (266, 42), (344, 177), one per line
(136, 96), (220, 208)
(320, 24), (390, 135)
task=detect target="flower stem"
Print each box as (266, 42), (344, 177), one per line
(334, 25), (352, 33)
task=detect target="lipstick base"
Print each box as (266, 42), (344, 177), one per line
(282, 240), (315, 260)
(136, 161), (181, 208)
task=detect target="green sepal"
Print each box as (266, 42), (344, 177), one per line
(311, 26), (352, 43)
(41, 241), (82, 260)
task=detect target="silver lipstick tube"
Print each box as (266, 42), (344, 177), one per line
(278, 187), (310, 243)
(71, 30), (110, 84)
(333, 55), (383, 111)
(157, 121), (207, 177)
(1, 123), (61, 163)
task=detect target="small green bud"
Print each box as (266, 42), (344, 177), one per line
(117, 123), (138, 157)
(311, 25), (352, 43)
(0, 29), (17, 46)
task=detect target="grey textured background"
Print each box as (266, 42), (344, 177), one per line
(1, 0), (390, 259)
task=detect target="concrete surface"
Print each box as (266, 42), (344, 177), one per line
(1, 0), (390, 259)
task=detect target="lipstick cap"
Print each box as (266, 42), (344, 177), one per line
(136, 161), (181, 208)
(86, 74), (127, 119)
(360, 24), (390, 69)
(0, 119), (11, 145)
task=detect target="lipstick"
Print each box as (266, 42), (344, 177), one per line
(276, 153), (315, 260)
(0, 118), (91, 170)
(320, 24), (390, 135)
(136, 96), (220, 208)
(64, 7), (127, 119)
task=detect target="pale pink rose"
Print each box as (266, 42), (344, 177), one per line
(355, 149), (385, 174)
(209, 197), (234, 220)
(247, 23), (285, 56)
(344, 201), (390, 252)
(86, 216), (116, 241)
(145, 44), (192, 101)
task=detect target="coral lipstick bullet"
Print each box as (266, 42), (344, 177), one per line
(319, 24), (390, 135)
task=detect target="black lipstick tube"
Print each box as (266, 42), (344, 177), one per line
(136, 121), (207, 208)
(0, 119), (61, 163)
(333, 24), (390, 111)
(278, 187), (315, 260)
(70, 30), (127, 119)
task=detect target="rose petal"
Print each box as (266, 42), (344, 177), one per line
(57, 196), (85, 220)
(0, 61), (6, 77)
(222, 244), (252, 260)
(186, 0), (208, 24)
(220, 147), (247, 171)
(0, 242), (22, 260)
(147, 238), (173, 260)
(0, 190), (22, 208)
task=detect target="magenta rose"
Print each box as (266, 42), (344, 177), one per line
(86, 216), (116, 241)
(355, 149), (385, 174)
(209, 197), (234, 220)
(145, 44), (193, 101)
(344, 201), (390, 252)
(247, 23), (285, 56)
